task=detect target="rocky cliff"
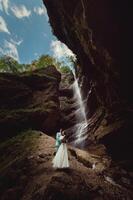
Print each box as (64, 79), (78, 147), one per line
(43, 0), (133, 161)
(0, 66), (61, 137)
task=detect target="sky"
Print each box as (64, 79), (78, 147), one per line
(0, 0), (75, 64)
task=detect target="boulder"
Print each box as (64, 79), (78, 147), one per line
(0, 66), (61, 137)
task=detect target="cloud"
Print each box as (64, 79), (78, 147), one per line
(43, 33), (48, 38)
(10, 38), (23, 46)
(34, 6), (46, 16)
(11, 5), (31, 19)
(0, 16), (10, 34)
(34, 52), (39, 58)
(50, 40), (76, 60)
(0, 0), (9, 14)
(0, 39), (23, 61)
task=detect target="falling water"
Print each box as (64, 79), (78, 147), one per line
(72, 70), (88, 146)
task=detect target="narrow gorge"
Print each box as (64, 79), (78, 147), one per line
(43, 0), (133, 160)
(0, 0), (133, 199)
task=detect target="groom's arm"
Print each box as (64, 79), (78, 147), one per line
(61, 135), (67, 143)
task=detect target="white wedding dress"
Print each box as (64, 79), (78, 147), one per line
(52, 135), (69, 168)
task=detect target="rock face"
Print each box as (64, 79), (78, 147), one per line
(43, 0), (133, 160)
(59, 71), (77, 129)
(0, 130), (133, 200)
(0, 66), (61, 137)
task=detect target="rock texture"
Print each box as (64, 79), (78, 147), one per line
(0, 66), (61, 137)
(59, 71), (77, 129)
(43, 0), (133, 161)
(0, 130), (133, 200)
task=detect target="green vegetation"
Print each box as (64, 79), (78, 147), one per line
(31, 54), (72, 73)
(59, 65), (72, 73)
(0, 130), (40, 194)
(0, 56), (29, 73)
(32, 55), (57, 69)
(0, 54), (72, 74)
(0, 130), (40, 172)
(0, 102), (56, 120)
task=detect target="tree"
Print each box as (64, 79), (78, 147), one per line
(0, 54), (73, 74)
(0, 56), (21, 73)
(32, 54), (72, 73)
(33, 55), (56, 69)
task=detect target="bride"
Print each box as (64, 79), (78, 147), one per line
(52, 130), (69, 168)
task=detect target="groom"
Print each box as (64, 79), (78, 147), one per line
(55, 129), (62, 152)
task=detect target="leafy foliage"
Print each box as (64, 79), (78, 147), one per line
(59, 65), (71, 73)
(32, 54), (72, 73)
(0, 56), (20, 73)
(32, 55), (56, 68)
(0, 56), (29, 73)
(0, 54), (72, 74)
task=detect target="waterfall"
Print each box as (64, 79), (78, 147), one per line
(72, 70), (88, 146)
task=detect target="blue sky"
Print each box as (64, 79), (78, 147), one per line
(0, 0), (75, 64)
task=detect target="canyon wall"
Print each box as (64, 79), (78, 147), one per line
(0, 66), (61, 137)
(43, 0), (133, 160)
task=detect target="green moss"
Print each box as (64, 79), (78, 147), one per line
(0, 130), (42, 194)
(0, 100), (58, 122)
(0, 107), (46, 118)
(22, 72), (57, 81)
(0, 130), (40, 173)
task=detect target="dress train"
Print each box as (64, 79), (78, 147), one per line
(52, 142), (69, 168)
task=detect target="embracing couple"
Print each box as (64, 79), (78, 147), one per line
(52, 129), (69, 169)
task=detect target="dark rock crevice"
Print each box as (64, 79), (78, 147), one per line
(43, 0), (133, 161)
